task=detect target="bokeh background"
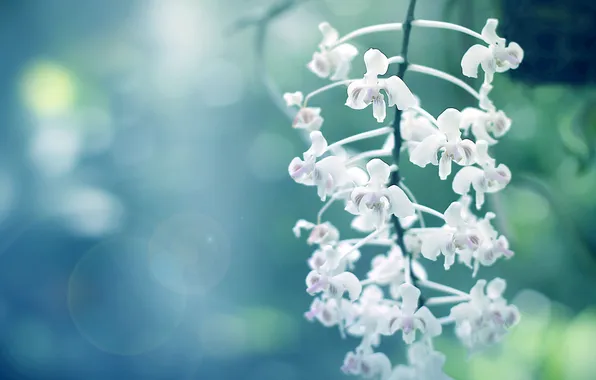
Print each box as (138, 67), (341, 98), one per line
(1, 0), (595, 379)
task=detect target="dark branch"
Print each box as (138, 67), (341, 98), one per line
(389, 0), (421, 294)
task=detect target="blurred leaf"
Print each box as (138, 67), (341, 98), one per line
(559, 100), (596, 173)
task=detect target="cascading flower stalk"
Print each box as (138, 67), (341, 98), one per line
(281, 3), (524, 379)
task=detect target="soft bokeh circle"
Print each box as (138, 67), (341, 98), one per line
(68, 238), (187, 356)
(148, 212), (231, 295)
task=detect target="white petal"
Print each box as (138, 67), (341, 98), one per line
(364, 48), (389, 76)
(437, 108), (462, 141)
(481, 19), (500, 44)
(420, 232), (444, 261)
(409, 134), (443, 167)
(348, 167), (369, 186)
(438, 153), (452, 180)
(316, 156), (350, 186)
(346, 80), (370, 110)
(399, 283), (421, 314)
(452, 166), (484, 195)
(487, 277), (506, 299)
(293, 107), (324, 131)
(366, 159), (391, 185)
(293, 219), (315, 238)
(456, 139), (477, 166)
(307, 52), (331, 78)
(471, 118), (498, 145)
(461, 45), (492, 78)
(283, 91), (303, 107)
(415, 306), (442, 337)
(307, 131), (328, 157)
(319, 22), (339, 47)
(383, 76), (416, 110)
(386, 185), (415, 218)
(411, 259), (428, 281)
(505, 42), (524, 68)
(333, 272), (362, 301)
(363, 353), (392, 380)
(351, 215), (374, 232)
(444, 201), (466, 227)
(372, 96), (387, 123)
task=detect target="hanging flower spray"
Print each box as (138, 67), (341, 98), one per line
(286, 1), (523, 378)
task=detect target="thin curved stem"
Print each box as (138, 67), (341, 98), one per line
(417, 280), (468, 297)
(409, 106), (439, 126)
(425, 295), (470, 306)
(438, 316), (456, 325)
(333, 23), (403, 47)
(340, 225), (390, 260)
(339, 238), (395, 246)
(345, 149), (393, 166)
(326, 127), (393, 152)
(407, 64), (480, 100)
(304, 79), (355, 106)
(412, 204), (445, 220)
(411, 19), (484, 41)
(317, 189), (352, 224)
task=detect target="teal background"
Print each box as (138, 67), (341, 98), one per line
(0, 0), (595, 379)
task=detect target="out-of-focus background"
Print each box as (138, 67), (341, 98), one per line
(1, 0), (595, 379)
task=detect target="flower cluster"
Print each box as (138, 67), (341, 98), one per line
(284, 14), (523, 380)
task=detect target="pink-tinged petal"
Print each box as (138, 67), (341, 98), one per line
(383, 76), (417, 110)
(452, 166), (484, 195)
(283, 91), (303, 107)
(505, 42), (524, 68)
(346, 80), (370, 110)
(386, 185), (415, 218)
(333, 272), (362, 301)
(415, 306), (442, 337)
(364, 48), (389, 76)
(461, 44), (492, 78)
(307, 52), (331, 78)
(409, 134), (443, 167)
(457, 139), (477, 166)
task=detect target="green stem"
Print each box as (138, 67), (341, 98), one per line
(389, 0), (420, 292)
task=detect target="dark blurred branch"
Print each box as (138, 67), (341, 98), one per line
(227, 0), (311, 123)
(389, 0), (421, 300)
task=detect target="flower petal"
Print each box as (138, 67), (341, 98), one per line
(487, 277), (506, 299)
(481, 19), (500, 44)
(307, 131), (328, 157)
(444, 201), (466, 227)
(283, 91), (303, 107)
(437, 108), (462, 141)
(383, 76), (417, 110)
(333, 272), (362, 301)
(415, 306), (442, 337)
(307, 52), (331, 78)
(346, 80), (370, 110)
(319, 22), (339, 47)
(364, 48), (389, 76)
(438, 153), (452, 180)
(366, 158), (391, 185)
(409, 134), (443, 167)
(386, 185), (415, 218)
(372, 96), (387, 123)
(399, 283), (421, 314)
(293, 219), (315, 238)
(452, 166), (484, 195)
(461, 44), (491, 78)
